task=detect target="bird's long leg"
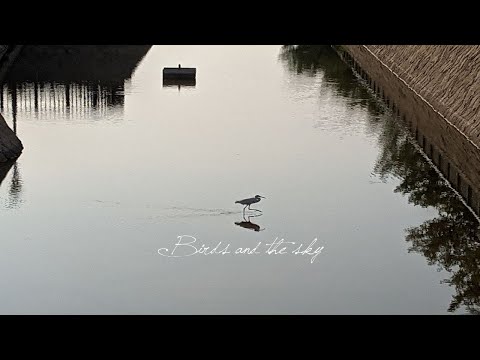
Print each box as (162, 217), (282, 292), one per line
(243, 205), (248, 213)
(248, 204), (251, 210)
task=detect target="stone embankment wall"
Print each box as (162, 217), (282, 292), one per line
(337, 45), (480, 215)
(0, 113), (23, 162)
(0, 45), (24, 162)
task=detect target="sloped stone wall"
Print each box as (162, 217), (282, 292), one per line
(365, 45), (480, 144)
(339, 45), (480, 215)
(0, 113), (23, 162)
(0, 45), (23, 162)
(343, 45), (480, 149)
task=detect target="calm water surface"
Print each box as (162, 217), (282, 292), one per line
(0, 45), (478, 314)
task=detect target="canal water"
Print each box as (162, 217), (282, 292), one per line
(0, 45), (478, 314)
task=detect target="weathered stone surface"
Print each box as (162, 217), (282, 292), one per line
(340, 45), (480, 215)
(0, 113), (23, 162)
(350, 46), (480, 148)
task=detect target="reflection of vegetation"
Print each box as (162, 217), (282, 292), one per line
(279, 45), (385, 117)
(281, 45), (480, 314)
(373, 117), (452, 209)
(408, 207), (480, 314)
(280, 45), (342, 75)
(374, 116), (480, 313)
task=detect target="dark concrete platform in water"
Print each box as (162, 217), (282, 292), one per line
(163, 66), (196, 79)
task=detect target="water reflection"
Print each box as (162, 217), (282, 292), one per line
(0, 160), (22, 209)
(0, 45), (151, 123)
(280, 45), (387, 138)
(0, 46), (151, 210)
(280, 45), (379, 104)
(162, 78), (196, 90)
(1, 82), (125, 122)
(280, 45), (480, 314)
(376, 116), (480, 314)
(235, 212), (264, 232)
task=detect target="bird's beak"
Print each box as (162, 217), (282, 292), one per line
(261, 196), (266, 199)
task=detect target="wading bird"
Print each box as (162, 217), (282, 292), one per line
(235, 195), (266, 212)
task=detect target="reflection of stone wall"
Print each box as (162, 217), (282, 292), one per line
(0, 113), (23, 162)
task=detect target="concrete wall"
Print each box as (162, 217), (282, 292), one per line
(336, 45), (480, 215)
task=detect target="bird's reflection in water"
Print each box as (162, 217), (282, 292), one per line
(235, 212), (265, 232)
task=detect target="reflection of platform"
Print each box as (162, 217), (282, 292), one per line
(162, 78), (196, 88)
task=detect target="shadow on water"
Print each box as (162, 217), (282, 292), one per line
(280, 45), (480, 314)
(0, 45), (152, 123)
